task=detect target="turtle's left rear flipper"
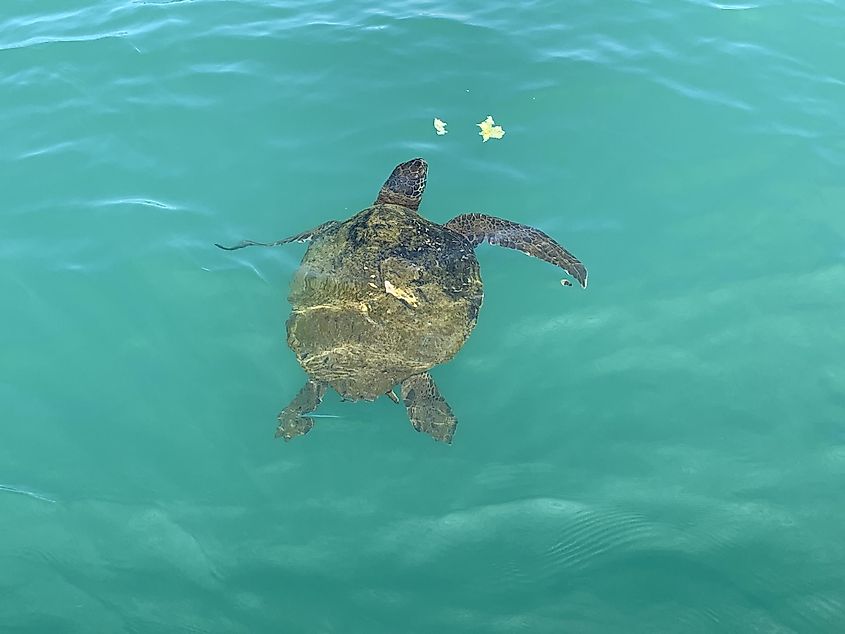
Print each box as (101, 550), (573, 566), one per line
(215, 220), (340, 251)
(400, 373), (457, 444)
(445, 213), (587, 288)
(275, 379), (326, 441)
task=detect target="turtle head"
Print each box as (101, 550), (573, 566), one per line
(374, 158), (428, 211)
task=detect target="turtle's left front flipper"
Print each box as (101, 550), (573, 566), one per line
(400, 373), (457, 444)
(445, 213), (587, 288)
(215, 220), (340, 251)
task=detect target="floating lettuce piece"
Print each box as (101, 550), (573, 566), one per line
(477, 115), (505, 142)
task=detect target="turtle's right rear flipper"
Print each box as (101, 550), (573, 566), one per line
(215, 220), (340, 251)
(400, 373), (457, 444)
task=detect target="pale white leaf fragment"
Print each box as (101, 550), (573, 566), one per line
(477, 115), (505, 142)
(384, 279), (419, 306)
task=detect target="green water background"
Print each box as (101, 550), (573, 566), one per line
(2, 1), (844, 631)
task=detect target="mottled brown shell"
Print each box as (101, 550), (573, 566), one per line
(286, 203), (482, 400)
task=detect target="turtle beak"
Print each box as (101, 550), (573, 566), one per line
(398, 158), (427, 180)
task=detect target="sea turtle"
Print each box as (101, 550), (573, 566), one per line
(216, 158), (587, 444)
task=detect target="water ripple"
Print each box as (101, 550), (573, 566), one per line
(0, 484), (56, 504)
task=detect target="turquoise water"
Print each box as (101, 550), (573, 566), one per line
(2, 0), (845, 631)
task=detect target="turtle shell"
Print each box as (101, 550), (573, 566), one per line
(286, 203), (483, 400)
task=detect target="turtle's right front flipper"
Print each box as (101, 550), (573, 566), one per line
(445, 213), (587, 288)
(400, 373), (457, 444)
(215, 220), (340, 251)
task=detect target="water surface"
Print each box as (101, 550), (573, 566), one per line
(2, 1), (844, 631)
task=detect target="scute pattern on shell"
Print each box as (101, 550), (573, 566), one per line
(286, 203), (483, 401)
